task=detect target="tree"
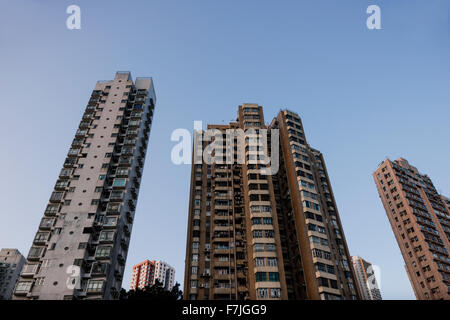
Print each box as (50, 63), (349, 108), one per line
(120, 279), (183, 301)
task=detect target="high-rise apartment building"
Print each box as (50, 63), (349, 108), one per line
(130, 260), (175, 291)
(373, 158), (450, 300)
(183, 105), (358, 300)
(0, 249), (25, 300)
(351, 256), (382, 300)
(13, 72), (156, 300)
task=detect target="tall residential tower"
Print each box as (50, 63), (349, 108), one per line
(130, 260), (175, 291)
(13, 72), (156, 300)
(373, 158), (450, 299)
(351, 256), (382, 300)
(0, 249), (25, 300)
(183, 105), (358, 300)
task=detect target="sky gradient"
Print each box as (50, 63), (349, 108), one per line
(1, 0), (449, 299)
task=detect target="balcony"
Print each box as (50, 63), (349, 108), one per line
(115, 168), (129, 178)
(21, 264), (39, 277)
(49, 192), (64, 203)
(106, 202), (121, 214)
(33, 232), (51, 245)
(27, 246), (45, 261)
(86, 280), (105, 295)
(118, 157), (132, 167)
(90, 262), (109, 277)
(121, 147), (134, 156)
(103, 217), (118, 228)
(68, 148), (79, 157)
(128, 120), (140, 128)
(39, 217), (55, 230)
(82, 114), (93, 121)
(130, 111), (142, 119)
(123, 139), (136, 146)
(63, 158), (77, 168)
(88, 97), (100, 105)
(85, 105), (96, 113)
(75, 130), (88, 137)
(109, 191), (124, 202)
(126, 129), (138, 137)
(79, 122), (90, 130)
(112, 178), (127, 189)
(98, 231), (115, 244)
(14, 281), (33, 296)
(59, 168), (72, 179)
(54, 180), (69, 190)
(44, 204), (59, 216)
(71, 139), (84, 148)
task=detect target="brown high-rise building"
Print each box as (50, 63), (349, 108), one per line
(373, 158), (450, 300)
(183, 105), (359, 300)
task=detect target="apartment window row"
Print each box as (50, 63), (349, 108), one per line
(255, 272), (280, 282)
(251, 217), (273, 225)
(303, 201), (321, 212)
(254, 257), (278, 267)
(253, 243), (277, 252)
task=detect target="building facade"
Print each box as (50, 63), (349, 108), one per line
(130, 260), (175, 291)
(373, 158), (450, 299)
(13, 72), (156, 300)
(183, 105), (358, 300)
(0, 249), (25, 300)
(351, 256), (382, 300)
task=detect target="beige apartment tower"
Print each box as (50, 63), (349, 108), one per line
(373, 158), (450, 299)
(183, 105), (359, 300)
(13, 72), (156, 300)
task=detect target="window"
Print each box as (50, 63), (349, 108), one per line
(254, 243), (264, 252)
(104, 217), (117, 227)
(99, 231), (114, 242)
(95, 246), (111, 258)
(254, 258), (265, 267)
(257, 288), (269, 298)
(113, 179), (126, 187)
(270, 288), (281, 298)
(267, 258), (278, 267)
(255, 272), (267, 282)
(15, 282), (32, 294)
(269, 272), (280, 282)
(87, 280), (104, 293)
(253, 230), (263, 238)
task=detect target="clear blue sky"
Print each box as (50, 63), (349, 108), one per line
(1, 0), (449, 300)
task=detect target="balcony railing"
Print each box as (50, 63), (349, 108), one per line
(109, 191), (124, 202)
(21, 264), (39, 277)
(49, 192), (64, 203)
(27, 247), (45, 261)
(39, 217), (55, 230)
